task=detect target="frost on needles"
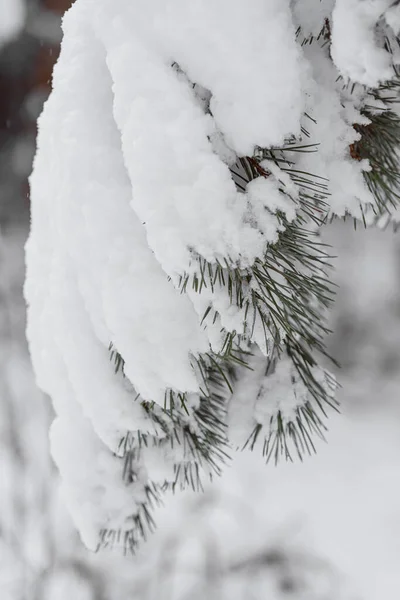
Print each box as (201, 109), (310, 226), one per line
(25, 0), (400, 552)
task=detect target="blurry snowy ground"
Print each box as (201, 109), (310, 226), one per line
(1, 206), (400, 600)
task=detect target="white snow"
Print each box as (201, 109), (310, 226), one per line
(291, 0), (335, 37)
(50, 415), (143, 551)
(228, 347), (335, 450)
(295, 36), (376, 217)
(88, 0), (304, 276)
(385, 3), (400, 34)
(331, 0), (398, 86)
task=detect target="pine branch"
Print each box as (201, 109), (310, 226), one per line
(109, 343), (232, 480)
(297, 16), (400, 223)
(97, 481), (161, 554)
(103, 18), (400, 552)
(351, 110), (400, 217)
(243, 359), (338, 465)
(179, 147), (335, 410)
(103, 344), (235, 552)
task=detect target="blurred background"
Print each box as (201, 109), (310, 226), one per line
(1, 1), (400, 598)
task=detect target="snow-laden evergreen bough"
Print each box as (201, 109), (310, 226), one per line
(25, 0), (400, 552)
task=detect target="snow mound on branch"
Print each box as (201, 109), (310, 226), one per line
(114, 0), (304, 156)
(227, 348), (335, 450)
(385, 4), (400, 34)
(291, 0), (335, 37)
(331, 0), (399, 86)
(296, 46), (375, 217)
(93, 0), (303, 276)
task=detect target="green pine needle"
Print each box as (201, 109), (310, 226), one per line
(351, 110), (400, 217)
